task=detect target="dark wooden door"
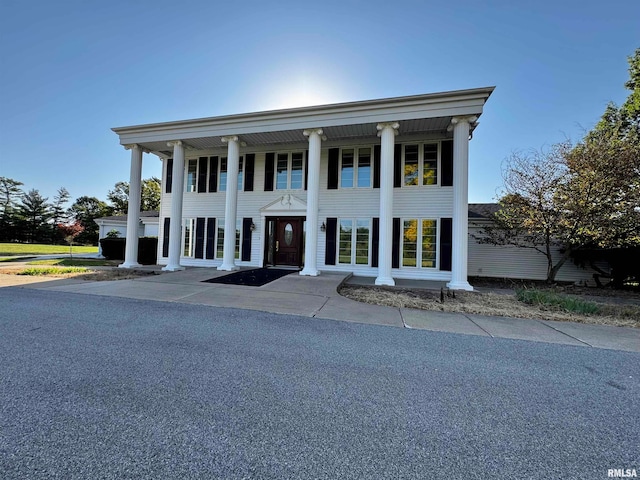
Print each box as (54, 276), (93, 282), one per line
(275, 218), (302, 266)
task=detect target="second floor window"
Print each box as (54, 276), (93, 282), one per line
(403, 143), (439, 186)
(341, 147), (372, 188)
(275, 152), (304, 190)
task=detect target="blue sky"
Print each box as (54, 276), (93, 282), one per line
(1, 0), (638, 206)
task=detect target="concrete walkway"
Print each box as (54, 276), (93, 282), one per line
(3, 266), (639, 353)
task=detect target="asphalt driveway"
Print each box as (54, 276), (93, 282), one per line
(1, 288), (638, 479)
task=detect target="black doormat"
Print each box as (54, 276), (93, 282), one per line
(203, 268), (297, 287)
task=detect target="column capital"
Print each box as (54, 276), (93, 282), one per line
(167, 140), (183, 147)
(376, 122), (400, 137)
(221, 135), (239, 144)
(123, 143), (140, 151)
(448, 116), (478, 131)
(303, 128), (324, 138)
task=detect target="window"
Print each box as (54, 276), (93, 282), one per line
(337, 218), (370, 265)
(219, 157), (244, 192)
(216, 219), (241, 259)
(402, 218), (438, 268)
(340, 147), (371, 188)
(275, 152), (305, 190)
(183, 218), (195, 257)
(403, 143), (439, 186)
(186, 160), (198, 192)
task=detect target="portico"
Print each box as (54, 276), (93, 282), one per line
(113, 87), (493, 289)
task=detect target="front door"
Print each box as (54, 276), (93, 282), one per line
(265, 217), (303, 267)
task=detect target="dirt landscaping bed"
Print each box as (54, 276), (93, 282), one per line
(0, 266), (157, 283)
(339, 279), (640, 329)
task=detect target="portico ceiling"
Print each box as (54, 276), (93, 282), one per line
(113, 87), (494, 157)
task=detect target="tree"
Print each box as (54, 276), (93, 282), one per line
(51, 187), (71, 243)
(0, 177), (24, 241)
(69, 196), (112, 244)
(107, 177), (161, 215)
(478, 143), (576, 282)
(17, 189), (53, 243)
(481, 49), (640, 283)
(57, 221), (84, 259)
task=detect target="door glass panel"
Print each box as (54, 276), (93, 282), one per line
(284, 223), (293, 246)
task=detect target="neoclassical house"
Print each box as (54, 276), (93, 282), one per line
(112, 87), (494, 290)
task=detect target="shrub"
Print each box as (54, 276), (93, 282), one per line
(18, 267), (88, 276)
(99, 237), (158, 264)
(516, 288), (600, 314)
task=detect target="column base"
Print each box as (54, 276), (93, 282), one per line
(162, 264), (185, 272)
(218, 264), (240, 272)
(299, 268), (320, 277)
(446, 280), (474, 291)
(375, 276), (395, 286)
(119, 262), (141, 269)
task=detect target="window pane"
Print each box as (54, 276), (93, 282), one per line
(404, 145), (419, 186)
(423, 143), (438, 185)
(276, 153), (288, 190)
(237, 157), (244, 191)
(402, 219), (418, 267)
(183, 219), (194, 256)
(341, 149), (354, 188)
(357, 148), (371, 188)
(219, 157), (228, 192)
(421, 220), (437, 268)
(216, 226), (224, 258)
(355, 219), (370, 265)
(338, 219), (352, 264)
(235, 219), (241, 259)
(187, 160), (197, 192)
(291, 152), (303, 189)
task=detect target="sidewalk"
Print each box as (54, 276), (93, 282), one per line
(5, 266), (639, 353)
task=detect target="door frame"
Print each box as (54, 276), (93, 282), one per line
(263, 216), (305, 268)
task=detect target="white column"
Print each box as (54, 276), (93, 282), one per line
(300, 128), (324, 276)
(119, 144), (143, 268)
(375, 122), (399, 286)
(446, 116), (476, 291)
(218, 136), (240, 271)
(162, 140), (186, 272)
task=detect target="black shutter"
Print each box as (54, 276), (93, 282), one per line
(304, 150), (309, 190)
(194, 217), (205, 259)
(441, 140), (453, 187)
(205, 218), (216, 259)
(440, 218), (453, 271)
(392, 217), (401, 268)
(373, 145), (381, 189)
(162, 217), (170, 257)
(241, 218), (252, 261)
(208, 156), (218, 192)
(327, 148), (339, 189)
(264, 152), (275, 191)
(197, 157), (208, 193)
(371, 217), (380, 267)
(244, 154), (255, 192)
(393, 144), (402, 188)
(325, 218), (337, 265)
(165, 159), (173, 194)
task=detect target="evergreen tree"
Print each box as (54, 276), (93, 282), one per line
(0, 177), (24, 241)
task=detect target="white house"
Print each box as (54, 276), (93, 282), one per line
(112, 88), (495, 290)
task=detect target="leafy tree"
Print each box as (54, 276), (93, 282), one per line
(51, 187), (71, 243)
(107, 177), (161, 214)
(477, 143), (575, 282)
(69, 196), (112, 244)
(17, 189), (53, 243)
(57, 221), (84, 259)
(0, 177), (24, 241)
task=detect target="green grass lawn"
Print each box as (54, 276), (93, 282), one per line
(27, 258), (114, 267)
(0, 243), (98, 257)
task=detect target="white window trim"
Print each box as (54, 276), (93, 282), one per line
(182, 218), (196, 258)
(339, 146), (373, 189)
(186, 159), (199, 193)
(400, 217), (439, 269)
(215, 218), (242, 260)
(218, 156), (245, 193)
(401, 142), (441, 188)
(337, 217), (371, 266)
(274, 151), (305, 191)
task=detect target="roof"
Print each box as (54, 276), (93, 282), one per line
(94, 211), (159, 223)
(468, 203), (500, 219)
(112, 87), (495, 157)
